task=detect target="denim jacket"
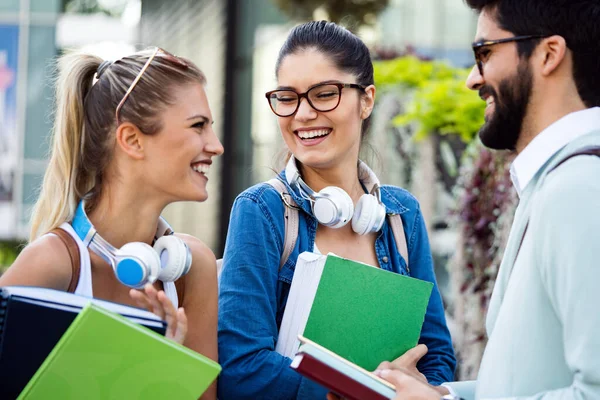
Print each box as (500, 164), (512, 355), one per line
(217, 170), (456, 400)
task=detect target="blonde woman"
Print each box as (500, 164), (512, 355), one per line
(0, 48), (223, 399)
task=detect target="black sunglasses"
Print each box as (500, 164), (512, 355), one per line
(471, 35), (549, 76)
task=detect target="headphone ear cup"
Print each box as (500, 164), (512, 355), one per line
(313, 186), (354, 228)
(115, 242), (160, 288)
(352, 194), (386, 235)
(153, 235), (191, 282)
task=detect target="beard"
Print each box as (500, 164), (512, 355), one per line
(478, 61), (533, 151)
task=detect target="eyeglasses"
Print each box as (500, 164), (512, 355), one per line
(471, 35), (549, 77)
(265, 82), (366, 117)
(115, 47), (188, 125)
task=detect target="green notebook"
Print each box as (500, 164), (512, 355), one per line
(17, 303), (221, 400)
(282, 252), (433, 372)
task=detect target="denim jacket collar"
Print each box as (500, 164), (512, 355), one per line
(278, 164), (410, 217)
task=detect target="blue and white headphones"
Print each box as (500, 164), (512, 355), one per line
(285, 156), (387, 235)
(71, 200), (192, 289)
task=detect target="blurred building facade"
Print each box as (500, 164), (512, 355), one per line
(378, 0), (477, 66)
(0, 0), (477, 257)
(0, 0), (61, 240)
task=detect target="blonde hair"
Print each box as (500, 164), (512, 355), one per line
(29, 49), (206, 241)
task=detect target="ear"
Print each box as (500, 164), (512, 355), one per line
(539, 35), (567, 77)
(360, 84), (376, 119)
(115, 122), (145, 160)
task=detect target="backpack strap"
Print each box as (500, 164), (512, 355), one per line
(50, 227), (81, 293)
(266, 178), (300, 270)
(548, 146), (600, 171)
(514, 146), (600, 264)
(216, 179), (298, 279)
(388, 214), (410, 274)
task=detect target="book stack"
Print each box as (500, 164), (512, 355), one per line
(291, 336), (397, 400)
(0, 286), (220, 399)
(278, 252), (433, 399)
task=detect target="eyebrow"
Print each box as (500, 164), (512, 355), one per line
(187, 114), (214, 124)
(276, 79), (343, 91)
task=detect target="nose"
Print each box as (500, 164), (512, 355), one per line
(294, 97), (317, 122)
(206, 126), (224, 156)
(466, 64), (484, 91)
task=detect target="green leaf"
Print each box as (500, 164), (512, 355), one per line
(374, 56), (485, 143)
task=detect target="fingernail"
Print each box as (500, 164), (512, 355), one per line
(373, 369), (382, 376)
(379, 369), (391, 377)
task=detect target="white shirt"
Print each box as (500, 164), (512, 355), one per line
(444, 124), (600, 399)
(510, 107), (600, 195)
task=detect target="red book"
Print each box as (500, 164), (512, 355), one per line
(290, 336), (396, 400)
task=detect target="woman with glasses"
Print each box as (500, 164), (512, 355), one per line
(0, 48), (223, 399)
(217, 21), (455, 399)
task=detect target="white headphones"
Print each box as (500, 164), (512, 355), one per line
(71, 200), (192, 289)
(285, 156), (386, 235)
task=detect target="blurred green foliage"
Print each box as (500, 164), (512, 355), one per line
(374, 56), (485, 142)
(0, 241), (22, 273)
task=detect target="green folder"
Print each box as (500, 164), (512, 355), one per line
(17, 303), (221, 400)
(302, 254), (433, 371)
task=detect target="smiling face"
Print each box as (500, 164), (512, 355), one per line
(275, 48), (374, 171)
(466, 9), (535, 151)
(141, 82), (224, 203)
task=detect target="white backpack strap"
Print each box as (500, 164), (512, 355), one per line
(266, 178), (299, 270)
(388, 214), (409, 274)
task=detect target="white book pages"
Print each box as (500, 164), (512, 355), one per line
(275, 252), (327, 359)
(297, 339), (396, 399)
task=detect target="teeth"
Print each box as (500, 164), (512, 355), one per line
(297, 129), (330, 139)
(486, 97), (494, 105)
(192, 164), (210, 175)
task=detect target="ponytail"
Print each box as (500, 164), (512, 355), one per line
(29, 53), (101, 241)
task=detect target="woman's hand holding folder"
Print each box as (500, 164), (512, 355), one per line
(130, 283), (188, 344)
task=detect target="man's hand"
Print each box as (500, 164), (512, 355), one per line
(376, 369), (441, 400)
(326, 344), (434, 400)
(375, 344), (428, 383)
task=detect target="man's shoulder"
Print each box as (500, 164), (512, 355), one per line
(552, 129), (600, 163)
(537, 133), (600, 188)
(533, 152), (600, 219)
(543, 147), (600, 188)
